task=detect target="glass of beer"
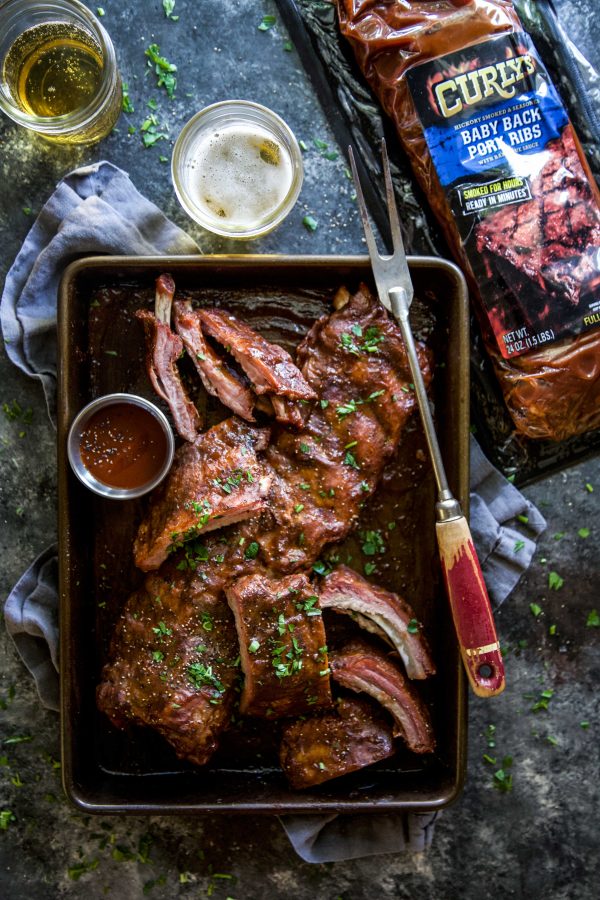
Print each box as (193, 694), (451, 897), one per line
(0, 0), (122, 144)
(171, 100), (304, 239)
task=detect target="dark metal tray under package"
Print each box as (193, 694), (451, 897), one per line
(57, 255), (468, 814)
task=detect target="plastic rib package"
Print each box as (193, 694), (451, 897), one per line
(336, 0), (600, 442)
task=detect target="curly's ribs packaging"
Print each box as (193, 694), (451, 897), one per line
(338, 0), (600, 441)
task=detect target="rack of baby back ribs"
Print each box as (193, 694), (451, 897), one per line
(335, 0), (600, 444)
(96, 274), (437, 789)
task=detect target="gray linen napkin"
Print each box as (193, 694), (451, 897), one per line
(0, 162), (546, 863)
(0, 160), (199, 421)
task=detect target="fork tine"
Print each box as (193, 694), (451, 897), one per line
(380, 138), (405, 258)
(348, 146), (381, 264)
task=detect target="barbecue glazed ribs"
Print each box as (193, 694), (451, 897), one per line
(173, 300), (256, 422)
(96, 556), (239, 767)
(133, 418), (271, 572)
(279, 694), (396, 790)
(225, 573), (332, 718)
(98, 284), (433, 768)
(136, 275), (202, 442)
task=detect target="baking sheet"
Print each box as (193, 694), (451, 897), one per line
(57, 254), (468, 814)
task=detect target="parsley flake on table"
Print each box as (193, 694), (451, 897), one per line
(578, 527), (590, 538)
(548, 571), (564, 591)
(145, 44), (177, 98)
(531, 689), (554, 712)
(493, 766), (513, 793)
(529, 602), (542, 617)
(303, 214), (318, 232)
(258, 14), (276, 31)
(586, 609), (600, 628)
(163, 0), (179, 20)
(140, 113), (169, 148)
(121, 81), (135, 113)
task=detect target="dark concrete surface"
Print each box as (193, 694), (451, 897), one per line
(0, 1), (598, 897)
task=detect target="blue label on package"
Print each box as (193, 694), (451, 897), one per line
(406, 32), (600, 360)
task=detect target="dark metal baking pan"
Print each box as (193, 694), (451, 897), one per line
(57, 254), (468, 814)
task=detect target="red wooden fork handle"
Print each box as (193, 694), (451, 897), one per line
(436, 515), (506, 698)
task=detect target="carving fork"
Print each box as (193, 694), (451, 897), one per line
(349, 140), (505, 698)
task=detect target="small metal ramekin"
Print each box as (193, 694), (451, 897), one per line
(67, 393), (175, 499)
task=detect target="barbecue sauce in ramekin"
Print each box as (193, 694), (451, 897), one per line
(79, 402), (169, 489)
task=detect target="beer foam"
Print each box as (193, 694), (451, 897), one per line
(186, 123), (294, 228)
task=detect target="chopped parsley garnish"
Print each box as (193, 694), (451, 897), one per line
(271, 636), (303, 679)
(360, 529), (385, 556)
(213, 469), (246, 494)
(340, 325), (384, 356)
(244, 541), (260, 560)
(294, 503), (305, 513)
(140, 112), (168, 147)
(344, 450), (360, 470)
(2, 401), (32, 424)
(586, 609), (600, 628)
(258, 14), (276, 30)
(248, 639), (260, 654)
(163, 0), (179, 20)
(145, 44), (177, 98)
(336, 399), (359, 418)
(548, 571), (564, 591)
(319, 399), (329, 409)
(303, 214), (318, 232)
(336, 390), (385, 419)
(152, 651), (164, 663)
(0, 810), (15, 830)
(187, 662), (225, 694)
(122, 83), (134, 113)
(297, 595), (321, 616)
(364, 562), (376, 576)
(407, 618), (419, 634)
(152, 621), (172, 638)
(493, 766), (513, 793)
(200, 612), (214, 632)
(312, 559), (332, 576)
(531, 689), (553, 712)
(299, 442), (311, 455)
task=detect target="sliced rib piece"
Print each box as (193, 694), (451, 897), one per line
(279, 694), (395, 789)
(257, 283), (432, 573)
(96, 558), (239, 766)
(134, 418), (271, 572)
(198, 308), (317, 401)
(319, 565), (435, 680)
(136, 274), (201, 442)
(330, 639), (434, 753)
(225, 572), (332, 718)
(173, 300), (256, 422)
